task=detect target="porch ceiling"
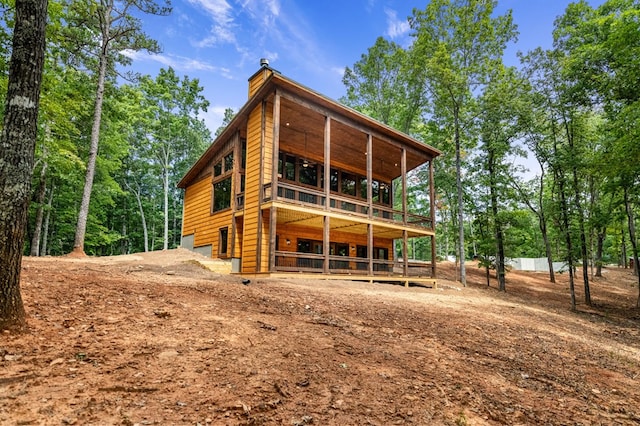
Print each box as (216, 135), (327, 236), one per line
(274, 206), (430, 240)
(277, 97), (431, 181)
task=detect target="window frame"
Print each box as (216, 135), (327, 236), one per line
(211, 148), (235, 214)
(218, 227), (229, 257)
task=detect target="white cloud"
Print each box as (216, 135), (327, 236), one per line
(384, 8), (410, 39)
(121, 50), (233, 77)
(186, 0), (237, 46)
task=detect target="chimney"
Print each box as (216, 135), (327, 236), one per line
(248, 59), (274, 98)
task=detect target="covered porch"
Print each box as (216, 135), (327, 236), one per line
(264, 203), (436, 284)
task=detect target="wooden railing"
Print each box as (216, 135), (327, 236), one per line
(262, 181), (433, 230)
(274, 251), (396, 275)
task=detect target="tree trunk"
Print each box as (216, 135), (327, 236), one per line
(30, 157), (48, 256)
(453, 104), (466, 286)
(125, 180), (149, 252)
(163, 168), (169, 250)
(623, 189), (640, 307)
(551, 121), (576, 311)
(559, 178), (576, 311)
(572, 169), (591, 305)
(0, 0), (48, 331)
(622, 225), (627, 268)
(540, 215), (556, 283)
(41, 183), (54, 256)
(595, 228), (605, 277)
(73, 5), (112, 255)
(488, 147), (506, 292)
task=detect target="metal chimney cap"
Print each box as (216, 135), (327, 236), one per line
(260, 58), (269, 67)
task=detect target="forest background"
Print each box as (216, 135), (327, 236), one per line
(0, 0), (638, 304)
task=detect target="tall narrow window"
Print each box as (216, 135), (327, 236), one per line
(219, 227), (228, 256)
(341, 172), (356, 196)
(241, 139), (247, 169)
(330, 168), (339, 192)
(213, 177), (232, 212)
(224, 152), (234, 172)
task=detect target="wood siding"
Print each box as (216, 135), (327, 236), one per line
(248, 68), (273, 98)
(240, 105), (264, 272)
(182, 174), (234, 256)
(276, 223), (393, 257)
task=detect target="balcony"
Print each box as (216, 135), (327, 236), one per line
(261, 181), (433, 230)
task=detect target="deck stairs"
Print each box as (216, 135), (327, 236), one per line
(196, 258), (233, 274)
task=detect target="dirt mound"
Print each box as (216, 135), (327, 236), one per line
(2, 250), (639, 425)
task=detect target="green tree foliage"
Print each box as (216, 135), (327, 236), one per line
(409, 0), (518, 286)
(123, 67), (210, 251)
(341, 37), (426, 133)
(62, 0), (171, 255)
(555, 0), (640, 306)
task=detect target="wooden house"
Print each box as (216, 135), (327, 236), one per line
(177, 62), (441, 285)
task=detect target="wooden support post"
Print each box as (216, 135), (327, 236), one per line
(368, 223), (373, 276)
(272, 91), (281, 199)
(230, 131), (241, 259)
(403, 229), (408, 278)
(256, 100), (266, 272)
(402, 148), (407, 225)
(430, 159), (437, 278)
(269, 207), (277, 272)
(367, 134), (372, 219)
(324, 116), (330, 211)
(323, 216), (330, 274)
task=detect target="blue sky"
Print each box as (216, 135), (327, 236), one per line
(124, 0), (605, 134)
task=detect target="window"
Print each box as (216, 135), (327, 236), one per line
(241, 139), (246, 169)
(213, 177), (232, 212)
(219, 227), (228, 256)
(360, 178), (368, 199)
(224, 152), (234, 172)
(299, 163), (318, 187)
(330, 168), (339, 192)
(341, 173), (356, 196)
(371, 180), (380, 202)
(380, 182), (390, 204)
(213, 162), (222, 177)
(284, 155), (295, 181)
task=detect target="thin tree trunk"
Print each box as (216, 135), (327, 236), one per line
(595, 229), (605, 277)
(41, 183), (54, 256)
(453, 104), (466, 286)
(564, 115), (591, 305)
(488, 147), (506, 292)
(0, 0), (48, 331)
(125, 180), (149, 252)
(30, 158), (47, 256)
(512, 167), (556, 283)
(552, 122), (576, 311)
(559, 178), (576, 311)
(622, 224), (627, 268)
(623, 189), (640, 307)
(541, 216), (556, 283)
(572, 170), (591, 304)
(73, 5), (112, 255)
(163, 168), (169, 250)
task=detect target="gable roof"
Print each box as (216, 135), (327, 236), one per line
(177, 66), (441, 189)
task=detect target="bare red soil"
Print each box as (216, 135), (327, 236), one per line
(2, 249), (639, 425)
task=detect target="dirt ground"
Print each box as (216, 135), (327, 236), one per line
(2, 248), (640, 425)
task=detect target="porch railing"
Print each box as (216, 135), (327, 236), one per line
(274, 251), (397, 275)
(262, 181), (433, 230)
